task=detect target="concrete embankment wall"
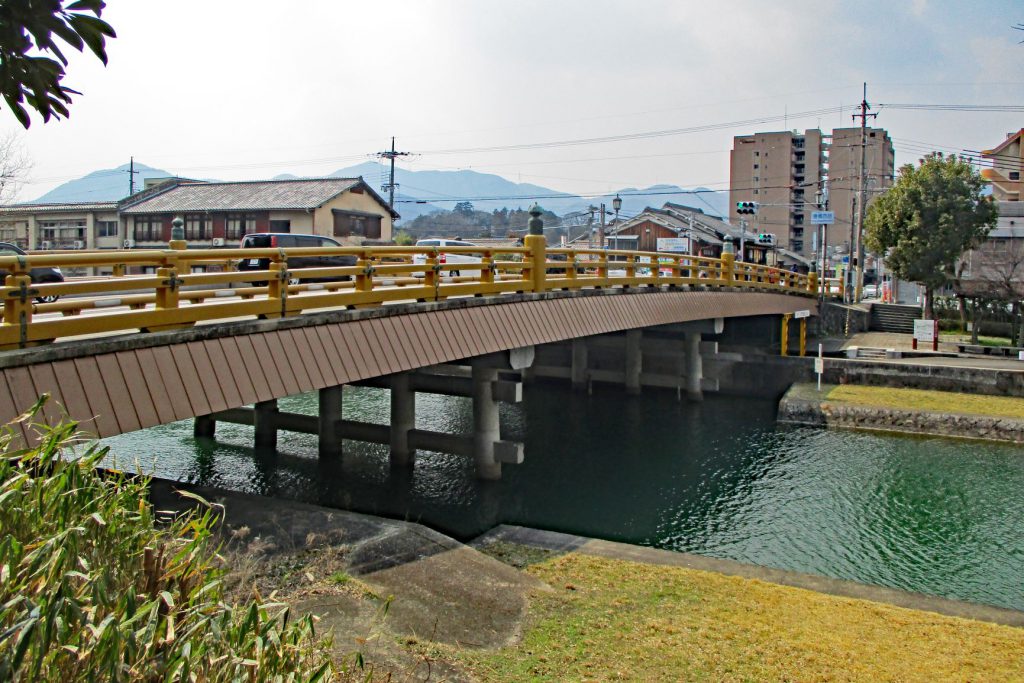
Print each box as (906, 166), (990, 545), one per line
(821, 359), (1024, 397)
(778, 385), (1024, 444)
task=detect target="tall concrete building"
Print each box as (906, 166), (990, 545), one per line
(729, 130), (826, 256)
(729, 127), (893, 261)
(825, 127), (895, 257)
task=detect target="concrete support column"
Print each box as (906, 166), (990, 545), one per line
(193, 414), (216, 439)
(318, 386), (343, 458)
(624, 330), (642, 395)
(472, 364), (501, 480)
(389, 373), (416, 467)
(254, 399), (279, 451)
(684, 331), (703, 401)
(571, 339), (588, 391)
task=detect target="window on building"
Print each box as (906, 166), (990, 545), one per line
(1011, 171), (1021, 181)
(332, 210), (381, 239)
(0, 220), (26, 246)
(185, 215), (210, 240)
(133, 216), (163, 242)
(96, 220), (118, 238)
(225, 214), (257, 240)
(38, 219), (86, 247)
(792, 240), (804, 252)
(753, 164), (759, 169)
(752, 189), (759, 195)
(269, 219), (291, 233)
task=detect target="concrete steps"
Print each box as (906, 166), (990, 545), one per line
(870, 303), (919, 334)
(850, 347), (890, 360)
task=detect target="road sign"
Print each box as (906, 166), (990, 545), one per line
(811, 211), (835, 225)
(656, 237), (689, 253)
(794, 310), (811, 319)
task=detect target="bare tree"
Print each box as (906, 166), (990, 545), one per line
(0, 133), (31, 205)
(957, 237), (1024, 344)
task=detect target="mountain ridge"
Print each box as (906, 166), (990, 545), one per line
(31, 160), (729, 221)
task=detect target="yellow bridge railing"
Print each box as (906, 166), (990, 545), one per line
(0, 237), (817, 349)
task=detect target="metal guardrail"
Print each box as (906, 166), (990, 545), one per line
(0, 237), (817, 349)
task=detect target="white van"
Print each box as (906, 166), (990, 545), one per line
(411, 238), (482, 276)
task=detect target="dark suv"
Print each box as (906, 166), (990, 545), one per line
(0, 242), (64, 303)
(236, 233), (356, 285)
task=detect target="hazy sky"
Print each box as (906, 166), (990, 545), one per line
(9, 0), (1024, 202)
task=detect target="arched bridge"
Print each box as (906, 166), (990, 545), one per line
(0, 236), (817, 478)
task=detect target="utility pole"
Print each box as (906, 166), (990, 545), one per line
(852, 82), (877, 302)
(377, 137), (411, 210)
(599, 203), (606, 249)
(127, 156), (139, 196)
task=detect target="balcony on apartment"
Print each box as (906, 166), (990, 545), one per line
(982, 168), (1021, 200)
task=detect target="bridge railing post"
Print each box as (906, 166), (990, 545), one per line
(596, 250), (608, 285)
(3, 265), (33, 343)
(808, 270), (818, 295)
(524, 203), (546, 293)
(355, 250), (373, 293)
(263, 251), (288, 318)
(423, 251), (438, 291)
(154, 254), (181, 311)
(720, 246), (735, 287)
(480, 250), (495, 285)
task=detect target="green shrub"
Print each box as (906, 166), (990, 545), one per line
(0, 400), (339, 682)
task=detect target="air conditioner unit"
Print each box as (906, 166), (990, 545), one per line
(211, 237), (225, 247)
(73, 240), (85, 250)
(40, 241), (52, 250)
(123, 239), (135, 249)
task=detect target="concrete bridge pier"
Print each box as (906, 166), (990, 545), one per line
(625, 330), (643, 395)
(318, 386), (343, 458)
(571, 339), (588, 391)
(254, 399), (279, 451)
(684, 331), (703, 401)
(472, 364), (502, 480)
(389, 372), (415, 467)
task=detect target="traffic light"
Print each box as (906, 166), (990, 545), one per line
(736, 201), (758, 215)
(756, 233), (776, 246)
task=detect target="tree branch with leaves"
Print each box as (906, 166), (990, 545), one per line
(865, 153), (997, 319)
(0, 0), (116, 128)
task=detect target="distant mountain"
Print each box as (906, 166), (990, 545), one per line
(30, 159), (729, 225)
(327, 161), (729, 221)
(33, 162), (177, 203)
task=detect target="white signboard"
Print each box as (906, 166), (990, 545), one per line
(794, 309), (811, 319)
(814, 357), (824, 374)
(811, 211), (835, 225)
(656, 237), (690, 253)
(913, 319), (937, 342)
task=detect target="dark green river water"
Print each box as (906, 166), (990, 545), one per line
(102, 384), (1024, 612)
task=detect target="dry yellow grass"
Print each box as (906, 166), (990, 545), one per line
(825, 385), (1024, 419)
(447, 552), (1024, 682)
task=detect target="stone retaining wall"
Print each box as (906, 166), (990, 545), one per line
(778, 388), (1024, 444)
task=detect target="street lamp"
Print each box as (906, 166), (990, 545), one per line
(611, 194), (622, 251)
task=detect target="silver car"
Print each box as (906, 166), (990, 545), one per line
(411, 238), (481, 276)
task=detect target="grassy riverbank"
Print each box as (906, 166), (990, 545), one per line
(824, 384), (1024, 419)
(430, 545), (1024, 682)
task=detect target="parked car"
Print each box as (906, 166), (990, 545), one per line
(236, 233), (355, 285)
(862, 284), (879, 299)
(0, 242), (63, 303)
(411, 238), (482, 276)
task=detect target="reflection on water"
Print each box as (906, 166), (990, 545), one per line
(103, 383), (1024, 611)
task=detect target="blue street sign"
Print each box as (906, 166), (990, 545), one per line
(811, 211), (835, 224)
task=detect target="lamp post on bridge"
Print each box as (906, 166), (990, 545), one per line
(169, 216), (186, 251)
